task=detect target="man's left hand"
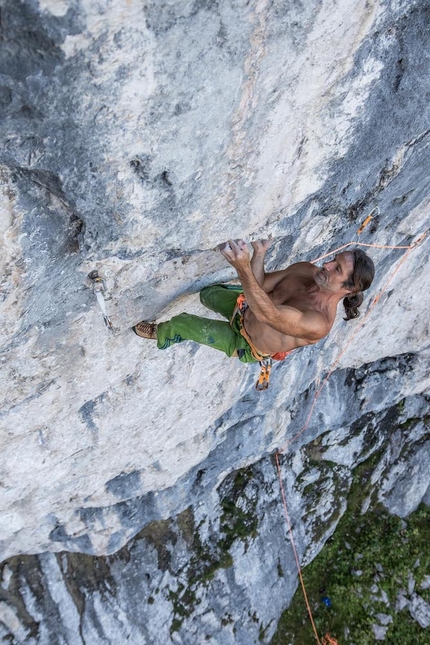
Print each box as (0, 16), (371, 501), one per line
(219, 239), (250, 269)
(251, 238), (272, 255)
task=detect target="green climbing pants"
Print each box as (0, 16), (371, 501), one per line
(157, 284), (258, 363)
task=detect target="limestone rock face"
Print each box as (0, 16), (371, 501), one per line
(0, 0), (429, 642)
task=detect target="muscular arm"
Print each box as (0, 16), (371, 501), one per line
(262, 268), (289, 293)
(250, 251), (265, 287)
(250, 239), (293, 293)
(249, 238), (314, 295)
(237, 264), (326, 340)
(219, 240), (326, 340)
(250, 239), (272, 288)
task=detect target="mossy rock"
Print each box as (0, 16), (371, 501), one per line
(270, 449), (430, 645)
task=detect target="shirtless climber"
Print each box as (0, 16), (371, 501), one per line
(132, 239), (375, 370)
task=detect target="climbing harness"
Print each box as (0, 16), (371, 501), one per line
(230, 293), (294, 390)
(87, 270), (115, 331)
(274, 226), (427, 645)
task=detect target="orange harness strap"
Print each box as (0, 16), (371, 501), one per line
(230, 294), (270, 361)
(230, 294), (294, 390)
(239, 320), (271, 362)
(230, 295), (272, 389)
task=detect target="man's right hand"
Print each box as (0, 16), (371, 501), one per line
(251, 238), (272, 254)
(219, 239), (250, 270)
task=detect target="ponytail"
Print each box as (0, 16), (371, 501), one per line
(343, 291), (364, 320)
(342, 249), (375, 321)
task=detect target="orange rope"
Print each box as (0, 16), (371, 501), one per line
(311, 234), (426, 263)
(276, 453), (324, 644)
(275, 232), (427, 645)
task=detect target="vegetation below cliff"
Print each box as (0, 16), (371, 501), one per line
(271, 454), (430, 645)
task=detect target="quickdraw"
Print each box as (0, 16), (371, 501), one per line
(256, 358), (272, 391)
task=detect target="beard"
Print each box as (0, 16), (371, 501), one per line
(315, 267), (328, 286)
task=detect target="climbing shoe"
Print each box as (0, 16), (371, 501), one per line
(132, 321), (158, 340)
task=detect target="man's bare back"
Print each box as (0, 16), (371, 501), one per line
(220, 240), (356, 355)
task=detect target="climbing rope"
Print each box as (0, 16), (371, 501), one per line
(275, 451), (323, 644)
(275, 224), (427, 645)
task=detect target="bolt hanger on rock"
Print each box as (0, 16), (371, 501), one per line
(87, 270), (115, 331)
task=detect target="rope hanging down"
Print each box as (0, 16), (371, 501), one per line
(275, 229), (427, 645)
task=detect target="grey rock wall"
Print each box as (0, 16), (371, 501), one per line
(0, 355), (428, 643)
(0, 0), (429, 642)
